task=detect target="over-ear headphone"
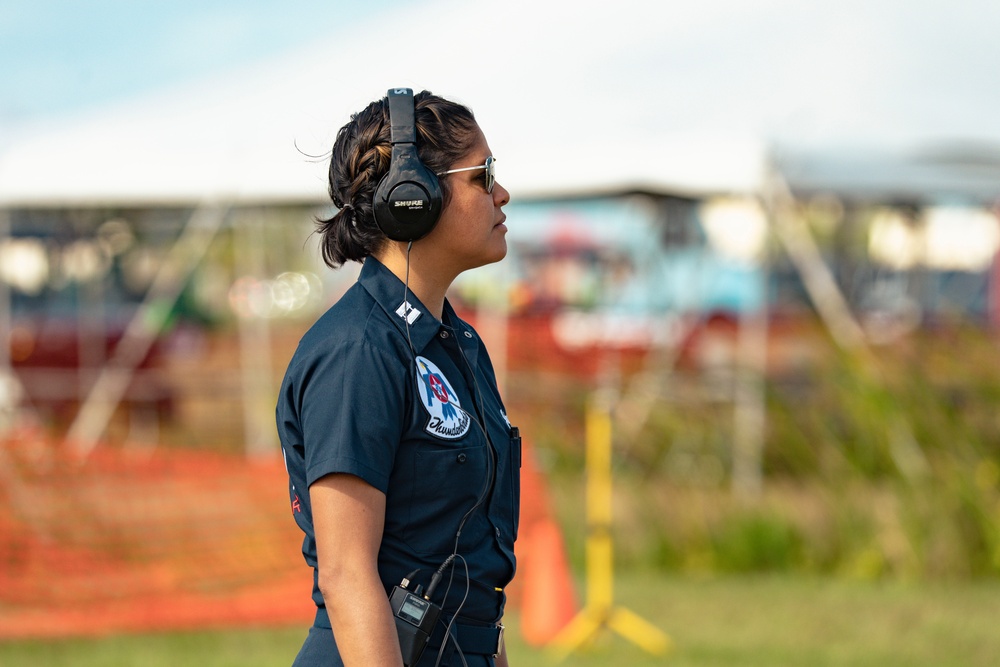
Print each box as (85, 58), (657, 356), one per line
(373, 88), (444, 242)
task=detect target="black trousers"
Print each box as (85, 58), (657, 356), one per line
(292, 625), (496, 667)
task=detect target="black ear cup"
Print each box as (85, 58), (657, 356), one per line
(373, 143), (443, 242)
(373, 89), (444, 242)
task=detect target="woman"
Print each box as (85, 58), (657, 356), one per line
(276, 88), (519, 667)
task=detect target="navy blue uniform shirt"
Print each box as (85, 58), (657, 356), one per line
(277, 257), (520, 650)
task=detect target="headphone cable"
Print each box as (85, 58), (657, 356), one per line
(399, 246), (496, 667)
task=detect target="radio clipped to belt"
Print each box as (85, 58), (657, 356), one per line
(390, 574), (442, 666)
(390, 561), (505, 665)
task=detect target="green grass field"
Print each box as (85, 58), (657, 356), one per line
(3, 573), (998, 666)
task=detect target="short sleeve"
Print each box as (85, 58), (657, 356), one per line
(296, 339), (408, 492)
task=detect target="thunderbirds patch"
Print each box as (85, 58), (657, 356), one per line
(415, 356), (470, 440)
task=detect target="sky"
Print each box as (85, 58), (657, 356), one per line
(5, 0), (1000, 151)
(0, 1), (413, 126)
(3, 0), (1000, 204)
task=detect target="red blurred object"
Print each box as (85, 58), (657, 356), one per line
(7, 315), (174, 426)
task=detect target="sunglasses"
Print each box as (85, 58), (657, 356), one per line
(437, 155), (496, 194)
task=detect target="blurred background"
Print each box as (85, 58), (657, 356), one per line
(2, 1), (1000, 665)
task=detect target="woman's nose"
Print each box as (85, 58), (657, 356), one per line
(494, 182), (510, 206)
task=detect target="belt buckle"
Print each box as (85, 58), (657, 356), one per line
(493, 623), (505, 658)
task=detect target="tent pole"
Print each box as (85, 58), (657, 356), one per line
(766, 169), (867, 352)
(764, 166), (930, 481)
(234, 208), (277, 459)
(66, 201), (229, 459)
(0, 210), (24, 436)
(731, 261), (768, 498)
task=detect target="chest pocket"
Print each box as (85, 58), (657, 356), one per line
(403, 440), (489, 556)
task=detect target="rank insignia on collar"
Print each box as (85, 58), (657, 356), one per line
(395, 300), (421, 325)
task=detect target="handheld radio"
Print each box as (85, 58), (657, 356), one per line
(390, 574), (443, 666)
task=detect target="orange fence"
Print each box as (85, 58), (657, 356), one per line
(0, 428), (575, 642)
(0, 431), (312, 638)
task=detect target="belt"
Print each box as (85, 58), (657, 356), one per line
(313, 608), (504, 657)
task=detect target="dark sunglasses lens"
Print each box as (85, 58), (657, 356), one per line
(485, 157), (495, 193)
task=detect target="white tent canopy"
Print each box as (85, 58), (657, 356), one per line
(2, 0), (999, 207)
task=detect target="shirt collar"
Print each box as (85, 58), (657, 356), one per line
(358, 257), (480, 366)
(358, 256), (441, 352)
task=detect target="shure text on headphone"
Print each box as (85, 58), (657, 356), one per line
(395, 200), (425, 208)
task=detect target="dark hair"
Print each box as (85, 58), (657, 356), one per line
(316, 90), (479, 267)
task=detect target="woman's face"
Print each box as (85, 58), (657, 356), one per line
(421, 124), (510, 275)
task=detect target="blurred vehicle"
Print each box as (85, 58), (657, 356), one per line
(1, 221), (176, 433)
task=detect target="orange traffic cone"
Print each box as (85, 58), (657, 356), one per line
(519, 517), (578, 647)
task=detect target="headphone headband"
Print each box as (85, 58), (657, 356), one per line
(387, 88), (417, 144)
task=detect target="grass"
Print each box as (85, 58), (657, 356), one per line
(3, 573), (999, 666)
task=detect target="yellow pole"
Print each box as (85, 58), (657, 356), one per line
(587, 397), (613, 611)
(549, 392), (672, 660)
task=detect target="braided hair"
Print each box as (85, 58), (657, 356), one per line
(317, 90), (479, 268)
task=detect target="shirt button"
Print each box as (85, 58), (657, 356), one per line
(439, 330), (450, 339)
(464, 331), (473, 338)
(457, 453), (467, 463)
